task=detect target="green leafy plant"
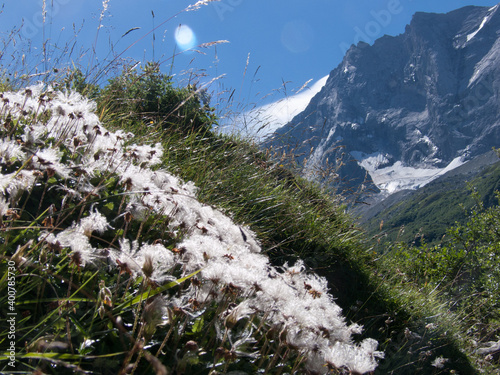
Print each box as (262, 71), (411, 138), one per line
(380, 190), (500, 369)
(99, 62), (216, 134)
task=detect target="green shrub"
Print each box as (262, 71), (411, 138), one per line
(382, 191), (500, 365)
(98, 62), (216, 134)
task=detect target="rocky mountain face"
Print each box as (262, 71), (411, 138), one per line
(267, 4), (500, 202)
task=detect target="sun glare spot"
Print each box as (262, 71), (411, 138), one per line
(281, 20), (314, 53)
(175, 24), (196, 50)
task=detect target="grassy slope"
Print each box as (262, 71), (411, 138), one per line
(105, 109), (479, 374)
(0, 72), (486, 373)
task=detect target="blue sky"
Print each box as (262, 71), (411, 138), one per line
(1, 0), (499, 133)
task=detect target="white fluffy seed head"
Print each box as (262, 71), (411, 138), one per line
(0, 85), (382, 373)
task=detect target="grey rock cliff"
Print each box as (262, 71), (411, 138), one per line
(267, 4), (500, 200)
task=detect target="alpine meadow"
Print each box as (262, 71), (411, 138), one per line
(1, 1), (500, 375)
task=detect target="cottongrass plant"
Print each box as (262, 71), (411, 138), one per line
(0, 84), (383, 374)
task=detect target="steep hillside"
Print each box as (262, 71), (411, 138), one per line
(0, 67), (484, 374)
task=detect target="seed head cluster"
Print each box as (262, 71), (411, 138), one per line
(0, 85), (383, 373)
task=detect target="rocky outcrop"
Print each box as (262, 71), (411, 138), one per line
(268, 3), (500, 200)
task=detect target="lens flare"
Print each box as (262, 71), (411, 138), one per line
(281, 20), (314, 53)
(175, 24), (196, 50)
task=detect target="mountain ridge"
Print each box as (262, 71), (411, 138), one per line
(267, 3), (500, 203)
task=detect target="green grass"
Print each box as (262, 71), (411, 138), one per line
(0, 67), (481, 374)
(92, 66), (482, 374)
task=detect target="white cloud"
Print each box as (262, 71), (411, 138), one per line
(226, 75), (328, 140)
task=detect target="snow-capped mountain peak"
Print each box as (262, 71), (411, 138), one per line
(268, 3), (500, 200)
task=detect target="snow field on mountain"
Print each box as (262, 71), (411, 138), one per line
(351, 151), (465, 194)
